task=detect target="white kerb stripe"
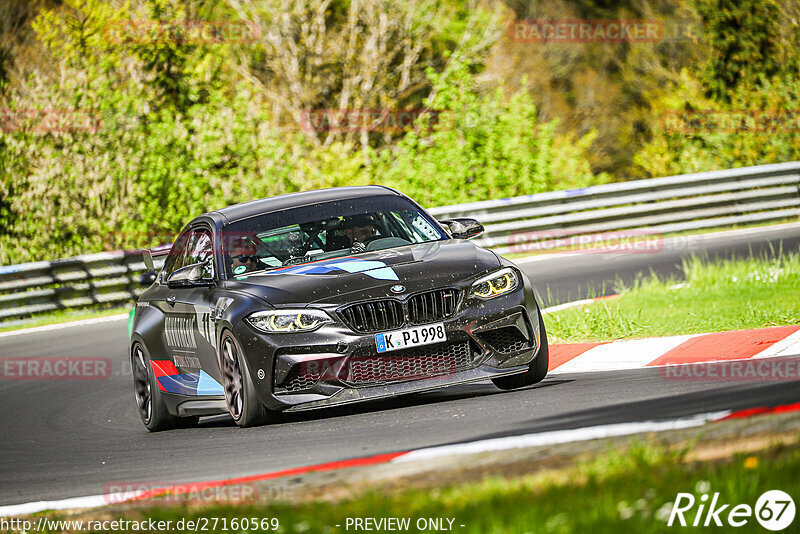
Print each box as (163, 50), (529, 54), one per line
(0, 491), (145, 518)
(393, 411), (731, 463)
(0, 412), (733, 517)
(0, 314), (128, 339)
(752, 328), (800, 359)
(550, 334), (700, 374)
(541, 299), (595, 315)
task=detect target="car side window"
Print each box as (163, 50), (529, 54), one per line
(161, 230), (192, 282)
(185, 229), (215, 279)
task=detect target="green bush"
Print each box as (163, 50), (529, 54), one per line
(634, 73), (800, 178)
(634, 0), (800, 177)
(373, 62), (605, 206)
(0, 0), (605, 264)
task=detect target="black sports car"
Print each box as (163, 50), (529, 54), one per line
(130, 186), (549, 430)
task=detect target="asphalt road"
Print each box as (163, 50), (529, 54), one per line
(1, 223), (799, 506)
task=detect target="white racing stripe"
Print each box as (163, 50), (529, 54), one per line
(0, 314), (128, 339)
(392, 411), (731, 464)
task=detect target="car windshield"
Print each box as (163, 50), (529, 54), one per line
(221, 195), (446, 278)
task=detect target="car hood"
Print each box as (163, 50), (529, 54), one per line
(224, 240), (501, 307)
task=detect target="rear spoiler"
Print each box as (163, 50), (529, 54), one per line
(142, 243), (173, 271)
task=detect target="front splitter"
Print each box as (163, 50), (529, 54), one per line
(281, 363), (533, 412)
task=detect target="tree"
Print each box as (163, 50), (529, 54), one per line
(226, 0), (500, 156)
(695, 0), (782, 102)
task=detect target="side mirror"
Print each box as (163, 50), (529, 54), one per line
(440, 218), (484, 240)
(166, 262), (213, 288)
(138, 271), (157, 287)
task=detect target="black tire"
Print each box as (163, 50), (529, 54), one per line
(131, 342), (182, 432)
(220, 331), (270, 427)
(492, 309), (550, 391)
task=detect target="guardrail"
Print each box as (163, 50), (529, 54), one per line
(0, 253), (165, 322)
(427, 161), (800, 255)
(2, 161), (799, 323)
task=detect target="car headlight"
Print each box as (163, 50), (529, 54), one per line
(470, 267), (519, 299)
(245, 309), (332, 333)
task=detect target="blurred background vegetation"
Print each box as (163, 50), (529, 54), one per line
(1, 0), (799, 263)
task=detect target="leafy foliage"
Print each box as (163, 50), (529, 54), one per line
(694, 0), (782, 103)
(375, 63), (605, 206)
(3, 0), (800, 264)
(0, 0), (605, 264)
(634, 0), (800, 177)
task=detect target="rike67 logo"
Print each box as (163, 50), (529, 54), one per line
(668, 489), (795, 530)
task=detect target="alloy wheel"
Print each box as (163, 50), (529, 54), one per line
(222, 337), (244, 420)
(132, 345), (152, 423)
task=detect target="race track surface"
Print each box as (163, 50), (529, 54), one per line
(1, 224), (799, 505)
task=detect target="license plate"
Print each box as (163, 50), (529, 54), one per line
(375, 323), (446, 353)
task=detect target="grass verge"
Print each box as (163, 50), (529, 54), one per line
(545, 252), (800, 343)
(31, 434), (800, 533)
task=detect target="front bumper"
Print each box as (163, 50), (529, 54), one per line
(231, 278), (543, 412)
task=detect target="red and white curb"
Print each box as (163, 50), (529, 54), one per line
(548, 325), (800, 374)
(393, 401), (800, 464)
(0, 453), (407, 518)
(2, 325), (800, 517)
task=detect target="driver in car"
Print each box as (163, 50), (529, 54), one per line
(228, 237), (260, 276)
(344, 214), (380, 252)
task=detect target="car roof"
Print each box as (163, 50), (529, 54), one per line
(193, 185), (403, 227)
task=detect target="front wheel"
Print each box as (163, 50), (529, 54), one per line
(492, 310), (549, 390)
(131, 343), (198, 431)
(220, 331), (270, 427)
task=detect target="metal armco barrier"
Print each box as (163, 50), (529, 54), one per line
(0, 253), (164, 322)
(2, 161), (799, 322)
(427, 160), (800, 255)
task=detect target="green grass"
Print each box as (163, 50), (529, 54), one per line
(32, 438), (800, 533)
(545, 253), (800, 343)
